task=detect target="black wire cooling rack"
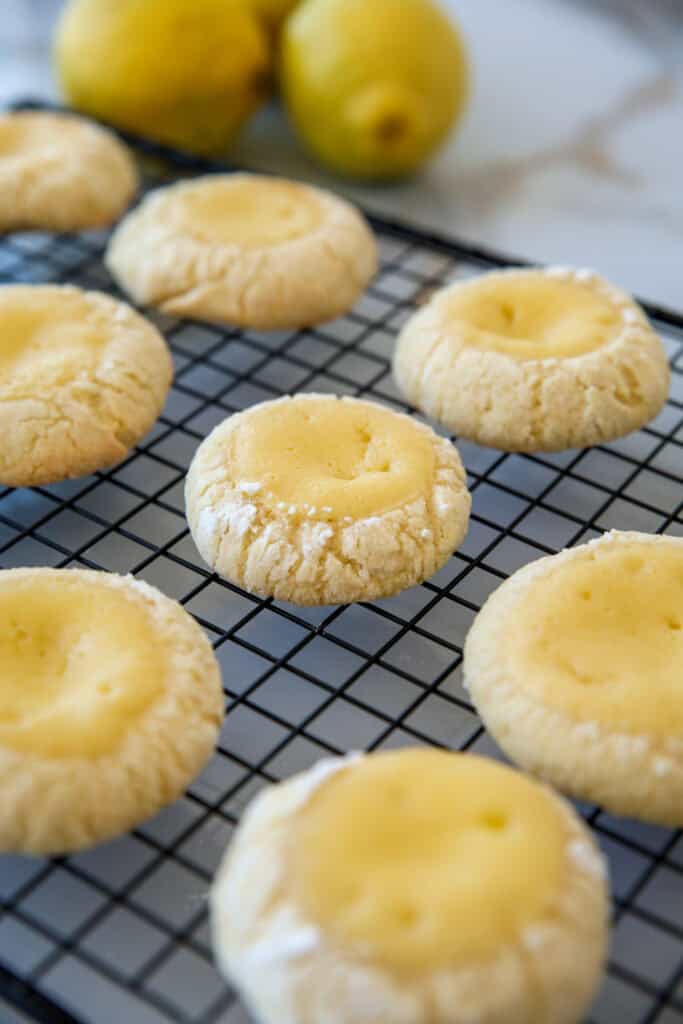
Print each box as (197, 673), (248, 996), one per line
(1, 103), (682, 1024)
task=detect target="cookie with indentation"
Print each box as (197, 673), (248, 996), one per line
(0, 284), (172, 487)
(211, 748), (608, 1024)
(465, 530), (683, 826)
(185, 394), (470, 605)
(105, 173), (378, 329)
(394, 267), (670, 452)
(0, 110), (138, 233)
(0, 567), (224, 854)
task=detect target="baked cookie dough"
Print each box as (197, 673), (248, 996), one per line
(394, 267), (670, 452)
(105, 173), (378, 329)
(465, 531), (683, 826)
(0, 284), (172, 487)
(0, 110), (137, 233)
(0, 568), (224, 854)
(211, 749), (608, 1024)
(185, 394), (470, 605)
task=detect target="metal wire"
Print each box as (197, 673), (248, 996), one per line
(0, 110), (682, 1024)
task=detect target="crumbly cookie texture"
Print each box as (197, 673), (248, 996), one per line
(464, 530), (683, 826)
(394, 267), (670, 452)
(211, 749), (608, 1024)
(0, 568), (224, 854)
(106, 173), (378, 329)
(0, 284), (172, 487)
(185, 394), (470, 606)
(0, 111), (138, 233)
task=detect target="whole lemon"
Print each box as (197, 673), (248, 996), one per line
(281, 0), (469, 180)
(55, 0), (272, 156)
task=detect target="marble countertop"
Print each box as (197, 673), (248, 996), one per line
(2, 0), (682, 309)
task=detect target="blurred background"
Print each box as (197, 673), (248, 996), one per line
(1, 0), (682, 308)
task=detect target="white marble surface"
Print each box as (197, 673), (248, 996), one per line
(2, 0), (682, 308)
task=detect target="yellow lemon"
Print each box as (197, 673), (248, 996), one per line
(280, 0), (469, 179)
(55, 0), (272, 156)
(243, 0), (301, 37)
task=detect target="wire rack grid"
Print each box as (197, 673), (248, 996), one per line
(0, 113), (682, 1024)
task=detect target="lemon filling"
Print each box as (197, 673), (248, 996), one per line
(503, 542), (683, 738)
(0, 289), (108, 384)
(229, 399), (436, 521)
(0, 575), (165, 757)
(445, 273), (626, 359)
(174, 178), (323, 247)
(0, 119), (28, 157)
(289, 750), (567, 973)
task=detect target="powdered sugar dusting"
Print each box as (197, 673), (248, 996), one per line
(301, 524), (335, 559)
(654, 757), (673, 778)
(574, 722), (600, 742)
(288, 752), (363, 813)
(238, 481), (262, 495)
(197, 506), (219, 550)
(244, 918), (321, 967)
(568, 839), (606, 879)
(522, 925), (551, 952)
(218, 501), (257, 538)
(113, 304), (130, 323)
